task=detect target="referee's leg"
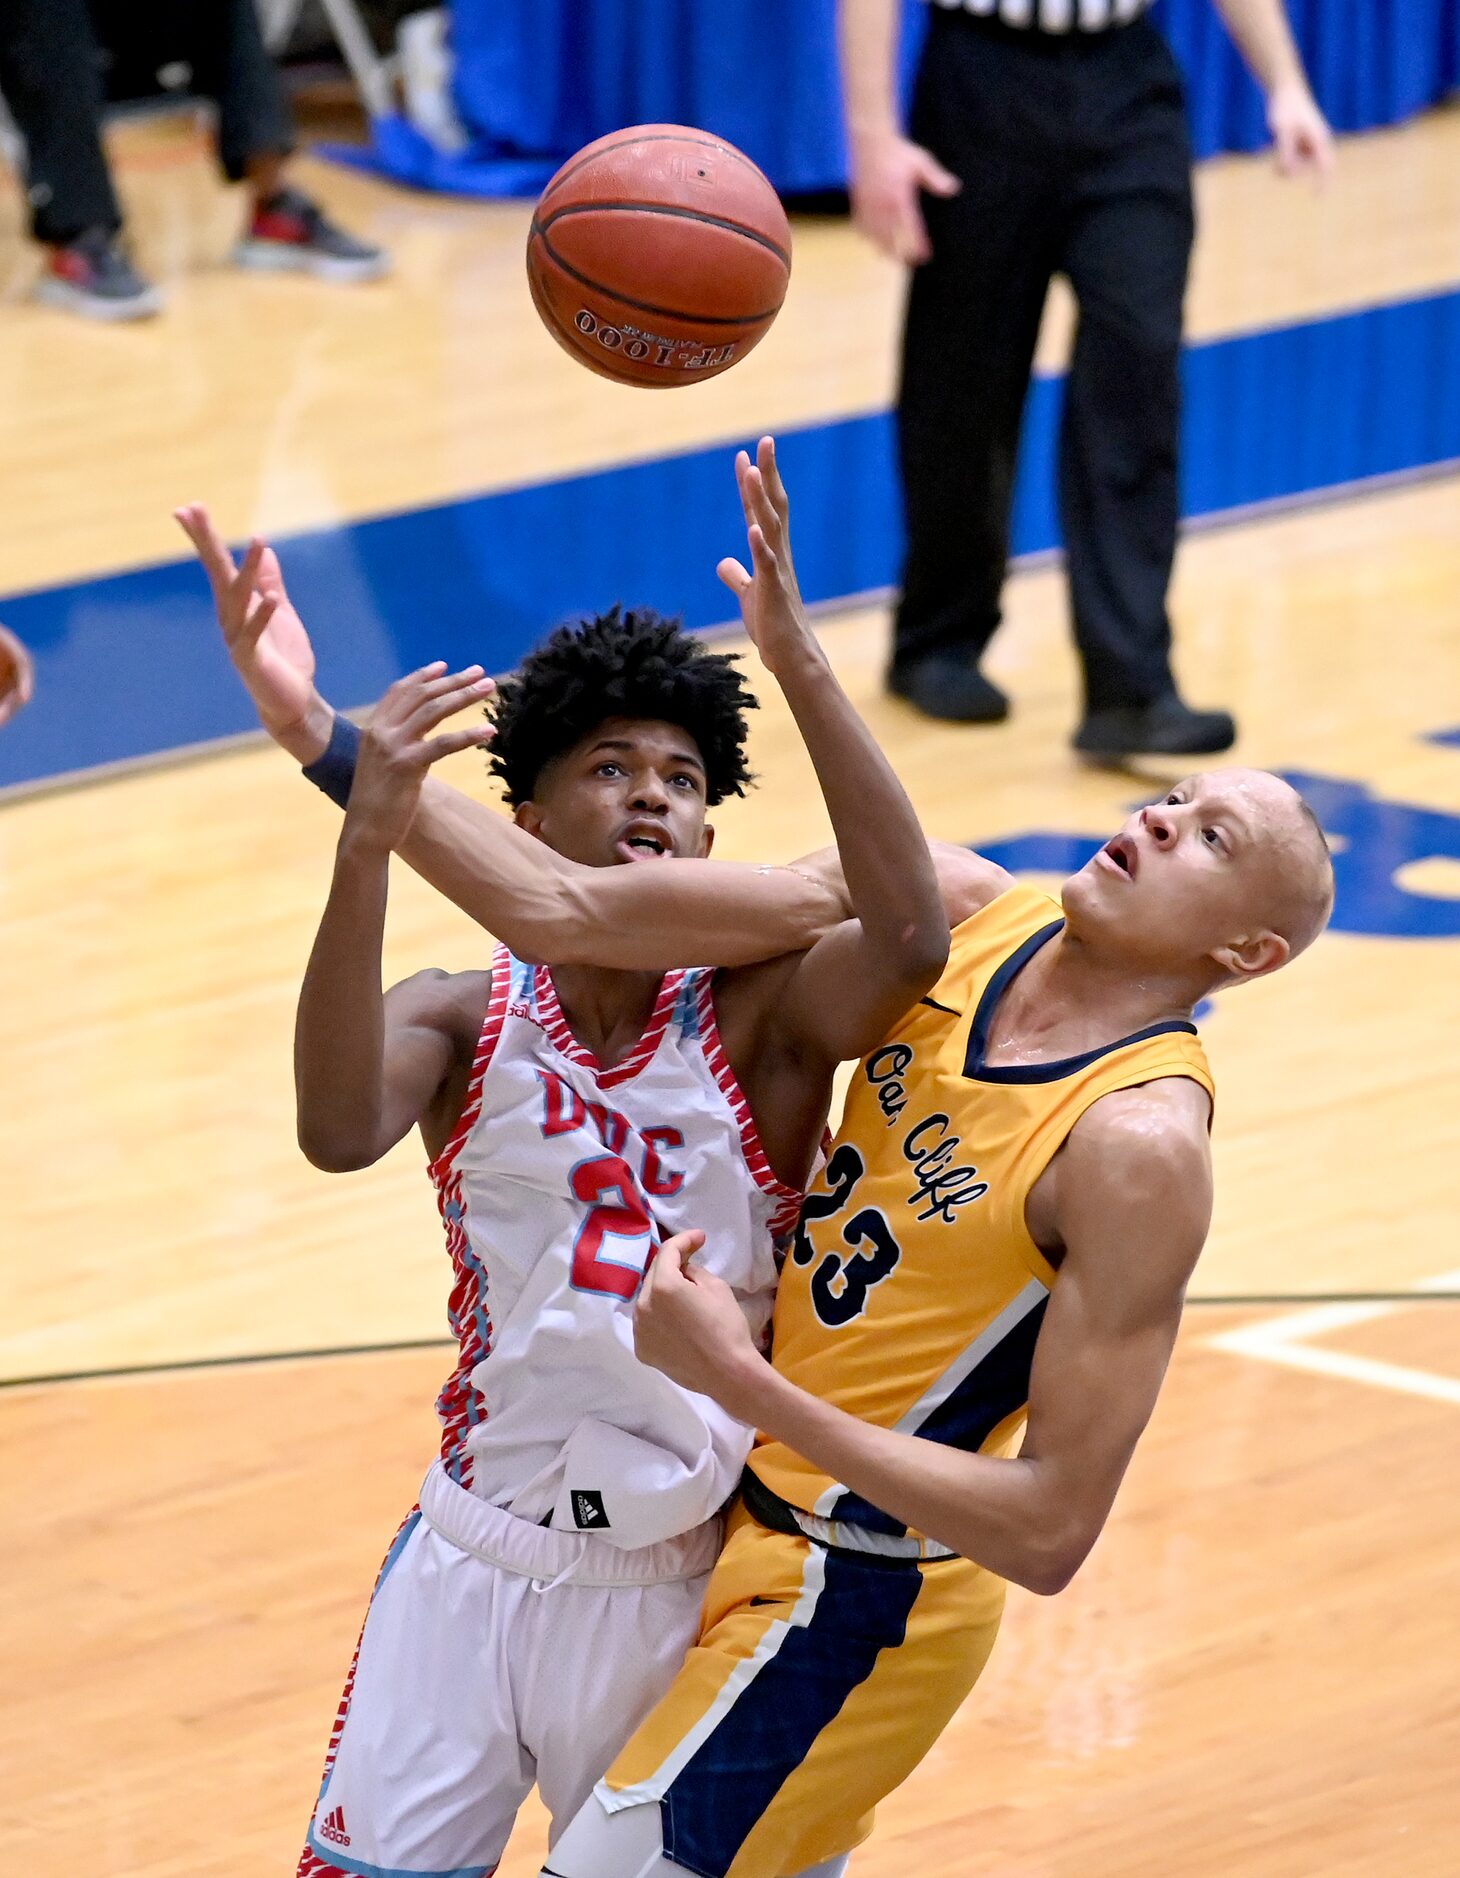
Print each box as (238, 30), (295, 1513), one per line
(892, 22), (1060, 714)
(1057, 21), (1203, 723)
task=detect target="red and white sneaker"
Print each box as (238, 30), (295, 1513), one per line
(36, 229), (164, 322)
(234, 187), (389, 284)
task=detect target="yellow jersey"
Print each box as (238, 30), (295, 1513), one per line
(751, 883), (1214, 1542)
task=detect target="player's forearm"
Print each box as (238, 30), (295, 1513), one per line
(742, 1361), (1086, 1594)
(841, 0), (903, 141)
(1212, 0), (1310, 93)
(404, 777), (846, 967)
(294, 830), (395, 1171)
(295, 712), (847, 968)
(252, 678), (336, 768)
(775, 642), (948, 988)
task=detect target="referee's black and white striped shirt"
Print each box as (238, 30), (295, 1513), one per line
(932, 0), (1154, 29)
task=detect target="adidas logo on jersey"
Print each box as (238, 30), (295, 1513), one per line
(571, 1488), (610, 1530)
(319, 1805), (351, 1848)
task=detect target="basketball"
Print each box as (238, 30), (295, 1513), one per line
(526, 124), (792, 389)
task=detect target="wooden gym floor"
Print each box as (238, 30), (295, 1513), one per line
(1, 102), (1458, 1876)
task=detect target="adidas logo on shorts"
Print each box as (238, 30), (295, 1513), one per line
(571, 1488), (610, 1530)
(319, 1804), (351, 1848)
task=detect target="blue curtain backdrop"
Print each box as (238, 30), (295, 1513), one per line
(337, 0), (1460, 198)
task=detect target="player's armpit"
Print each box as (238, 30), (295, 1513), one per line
(766, 916), (941, 1067)
(927, 842), (1015, 925)
(296, 963), (467, 1173)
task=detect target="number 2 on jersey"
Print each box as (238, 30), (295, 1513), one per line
(792, 1142), (903, 1328)
(569, 1154), (655, 1299)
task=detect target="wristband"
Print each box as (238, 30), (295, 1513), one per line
(301, 713), (361, 809)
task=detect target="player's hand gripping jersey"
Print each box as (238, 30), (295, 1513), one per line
(432, 946), (803, 1548)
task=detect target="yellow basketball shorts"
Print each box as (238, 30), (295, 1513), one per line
(594, 1498), (1006, 1878)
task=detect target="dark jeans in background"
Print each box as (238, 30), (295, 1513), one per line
(0, 0), (294, 244)
(896, 11), (1196, 714)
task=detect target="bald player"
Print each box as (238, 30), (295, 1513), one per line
(546, 768), (1333, 1878)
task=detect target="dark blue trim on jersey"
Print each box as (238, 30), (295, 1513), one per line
(910, 1293), (1050, 1450)
(963, 920), (1197, 1084)
(660, 1549), (923, 1878)
(828, 1294), (1052, 1537)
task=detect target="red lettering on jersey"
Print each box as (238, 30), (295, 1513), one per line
(539, 1074), (686, 1203)
(586, 1101), (630, 1157)
(568, 1154), (653, 1298)
(641, 1126), (686, 1197)
(538, 1068), (587, 1136)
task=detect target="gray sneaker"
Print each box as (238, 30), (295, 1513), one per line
(234, 187), (389, 284)
(36, 230), (164, 322)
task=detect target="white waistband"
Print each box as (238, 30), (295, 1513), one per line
(791, 1504), (957, 1562)
(419, 1463), (724, 1586)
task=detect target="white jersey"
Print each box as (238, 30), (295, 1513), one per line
(426, 945), (803, 1550)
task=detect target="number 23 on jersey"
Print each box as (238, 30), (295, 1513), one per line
(791, 1143), (904, 1328)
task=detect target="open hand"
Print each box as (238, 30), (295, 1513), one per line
(717, 438), (819, 679)
(634, 1229), (767, 1419)
(174, 504), (330, 763)
(0, 624), (35, 729)
(347, 661), (497, 852)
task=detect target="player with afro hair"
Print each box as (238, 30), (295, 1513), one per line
(488, 607), (757, 809)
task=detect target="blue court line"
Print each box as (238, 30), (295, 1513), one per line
(1, 286), (1457, 792)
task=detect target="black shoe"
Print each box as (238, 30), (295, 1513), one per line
(36, 229), (163, 322)
(1073, 693), (1237, 759)
(888, 655), (1009, 725)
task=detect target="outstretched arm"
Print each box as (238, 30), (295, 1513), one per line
(719, 440), (949, 1065)
(635, 1085), (1213, 1594)
(174, 505), (847, 968)
(342, 663), (852, 968)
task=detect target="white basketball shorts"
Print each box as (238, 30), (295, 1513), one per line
(297, 1461), (722, 1878)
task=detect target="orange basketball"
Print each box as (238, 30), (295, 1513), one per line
(527, 124), (792, 389)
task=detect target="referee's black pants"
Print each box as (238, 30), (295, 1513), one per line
(0, 0), (294, 246)
(895, 12), (1196, 714)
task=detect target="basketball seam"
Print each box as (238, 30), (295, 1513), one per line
(534, 200), (791, 270)
(530, 224), (787, 328)
(536, 131), (772, 212)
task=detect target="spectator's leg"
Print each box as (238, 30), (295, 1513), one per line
(892, 20), (1063, 720)
(0, 0), (163, 318)
(165, 0), (387, 282)
(0, 0), (120, 243)
(1058, 20), (1231, 753)
(166, 0), (295, 185)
